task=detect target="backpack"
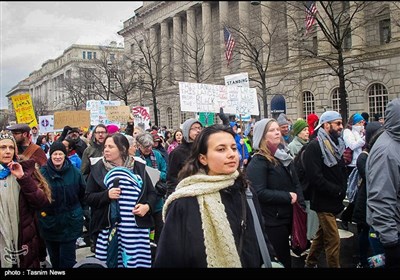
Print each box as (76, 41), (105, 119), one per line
(346, 167), (361, 203)
(293, 143), (311, 199)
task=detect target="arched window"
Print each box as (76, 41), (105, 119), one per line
(331, 88), (348, 115)
(302, 91), (315, 118)
(368, 83), (389, 118)
(167, 107), (173, 128)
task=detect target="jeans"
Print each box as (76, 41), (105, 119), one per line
(45, 239), (77, 268)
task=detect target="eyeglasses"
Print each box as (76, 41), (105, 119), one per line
(11, 132), (22, 135)
(329, 121), (343, 126)
(190, 126), (202, 131)
(94, 131), (107, 135)
(140, 144), (153, 150)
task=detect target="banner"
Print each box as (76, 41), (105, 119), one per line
(11, 93), (38, 127)
(224, 73), (251, 121)
(105, 106), (130, 123)
(86, 100), (121, 125)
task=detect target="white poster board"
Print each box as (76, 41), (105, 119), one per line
(224, 73), (252, 121)
(132, 106), (151, 130)
(38, 115), (54, 134)
(86, 100), (121, 126)
(179, 82), (259, 115)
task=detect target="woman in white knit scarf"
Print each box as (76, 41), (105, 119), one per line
(154, 124), (275, 268)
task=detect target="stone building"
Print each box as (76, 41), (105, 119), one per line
(7, 43), (125, 117)
(118, 1), (400, 129)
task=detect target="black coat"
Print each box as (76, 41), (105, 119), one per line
(304, 139), (347, 214)
(154, 179), (276, 267)
(246, 154), (305, 227)
(352, 151), (368, 226)
(84, 160), (157, 237)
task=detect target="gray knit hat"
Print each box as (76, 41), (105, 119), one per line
(182, 118), (202, 142)
(277, 113), (289, 126)
(252, 118), (274, 150)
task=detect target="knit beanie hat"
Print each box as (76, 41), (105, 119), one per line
(49, 141), (67, 156)
(252, 118), (274, 150)
(182, 118), (202, 142)
(277, 113), (289, 126)
(292, 119), (308, 136)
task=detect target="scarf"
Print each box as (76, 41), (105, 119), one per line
(102, 155), (135, 171)
(0, 164), (11, 179)
(163, 170), (241, 268)
(274, 145), (293, 167)
(0, 175), (21, 267)
(317, 128), (345, 167)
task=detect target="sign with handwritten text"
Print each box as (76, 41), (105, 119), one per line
(54, 110), (90, 130)
(105, 106), (130, 123)
(11, 93), (38, 127)
(179, 82), (259, 115)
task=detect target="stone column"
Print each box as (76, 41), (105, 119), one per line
(238, 1), (250, 70)
(316, 2), (331, 55)
(287, 3), (301, 60)
(350, 1), (365, 54)
(149, 26), (157, 84)
(390, 2), (400, 42)
(260, 2), (272, 65)
(219, 1), (229, 75)
(173, 15), (182, 82)
(202, 2), (212, 79)
(187, 8), (196, 82)
(161, 20), (169, 87)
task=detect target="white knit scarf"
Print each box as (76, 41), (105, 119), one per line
(163, 170), (241, 268)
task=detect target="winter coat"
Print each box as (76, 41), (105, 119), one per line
(16, 160), (50, 268)
(246, 154), (305, 226)
(154, 179), (275, 267)
(303, 139), (347, 214)
(38, 159), (86, 242)
(85, 160), (157, 237)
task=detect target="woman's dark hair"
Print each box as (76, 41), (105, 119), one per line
(178, 124), (235, 180)
(64, 138), (76, 151)
(366, 127), (384, 152)
(104, 133), (130, 162)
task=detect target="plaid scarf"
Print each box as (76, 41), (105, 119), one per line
(139, 151), (158, 169)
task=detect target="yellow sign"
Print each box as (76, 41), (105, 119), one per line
(11, 93), (38, 127)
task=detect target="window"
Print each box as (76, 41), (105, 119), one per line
(343, 27), (352, 51)
(167, 107), (173, 128)
(131, 43), (135, 54)
(82, 51), (86, 59)
(380, 19), (391, 44)
(110, 54), (115, 61)
(93, 52), (97, 59)
(302, 91), (315, 118)
(331, 88), (348, 115)
(87, 52), (92, 60)
(180, 111), (187, 124)
(368, 83), (389, 119)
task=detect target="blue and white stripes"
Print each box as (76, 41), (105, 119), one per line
(96, 167), (152, 268)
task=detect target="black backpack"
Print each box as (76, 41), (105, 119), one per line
(293, 143), (311, 199)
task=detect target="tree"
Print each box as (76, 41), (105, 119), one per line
(32, 95), (49, 118)
(126, 30), (170, 127)
(229, 2), (292, 118)
(290, 1), (377, 123)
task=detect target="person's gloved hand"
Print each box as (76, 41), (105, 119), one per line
(63, 125), (72, 132)
(384, 242), (400, 268)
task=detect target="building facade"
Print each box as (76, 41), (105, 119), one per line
(7, 43), (125, 118)
(118, 1), (400, 128)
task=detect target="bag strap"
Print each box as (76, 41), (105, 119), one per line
(22, 143), (40, 160)
(245, 187), (272, 268)
(238, 190), (247, 255)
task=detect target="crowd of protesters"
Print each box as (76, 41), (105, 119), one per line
(1, 98), (399, 269)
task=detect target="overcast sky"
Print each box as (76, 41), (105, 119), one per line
(0, 1), (143, 109)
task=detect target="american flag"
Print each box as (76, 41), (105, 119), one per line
(305, 1), (317, 34)
(223, 26), (235, 65)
